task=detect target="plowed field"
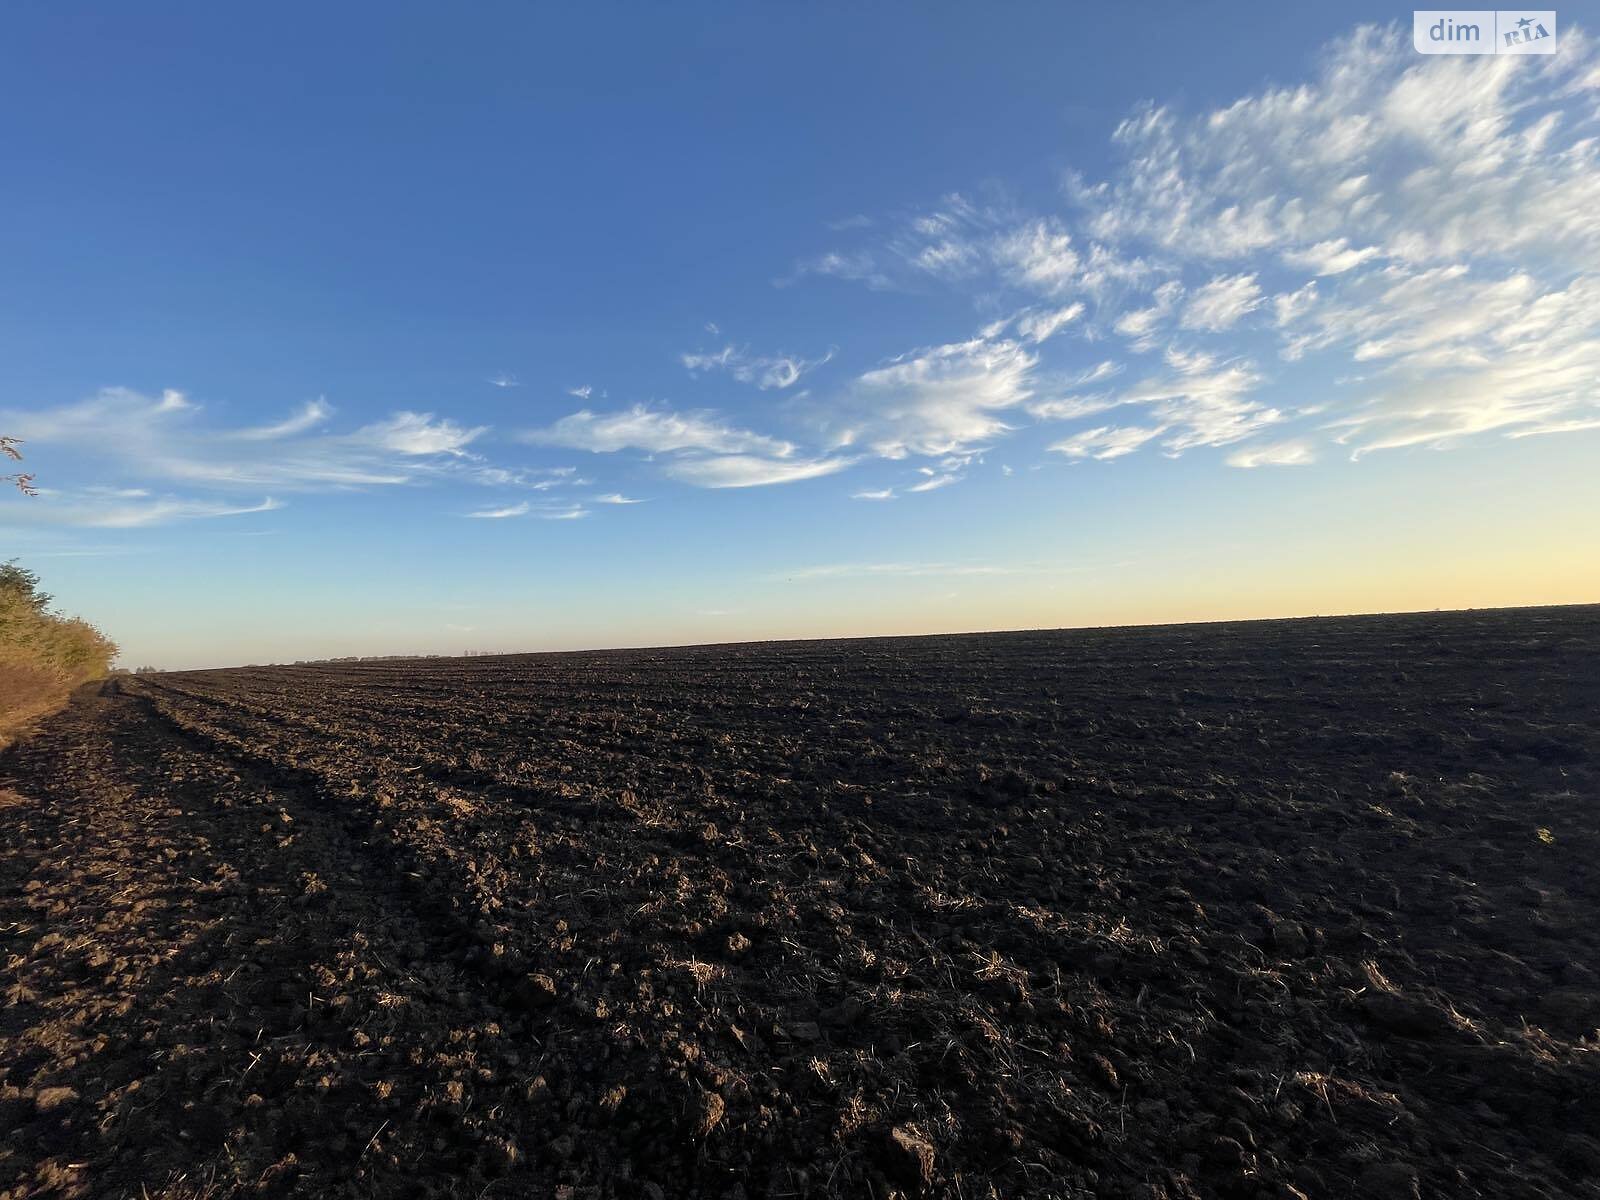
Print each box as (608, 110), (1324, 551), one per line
(3, 607), (1598, 1199)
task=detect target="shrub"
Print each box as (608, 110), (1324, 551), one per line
(0, 560), (117, 742)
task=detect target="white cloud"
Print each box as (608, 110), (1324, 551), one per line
(1015, 302), (1086, 344)
(663, 454), (852, 489)
(1284, 268), (1600, 453)
(680, 343), (832, 390)
(1180, 273), (1264, 331)
(0, 388), (501, 496)
(359, 412), (486, 457)
(12, 491), (281, 529)
(769, 24), (1600, 472)
(1028, 394), (1119, 421)
(839, 337), (1037, 458)
(778, 250), (893, 290)
(525, 404), (850, 489)
(1163, 346), (1218, 374)
(1282, 239), (1380, 276)
(463, 464), (580, 490)
(1272, 282), (1319, 330)
(593, 493), (643, 504)
(799, 202), (1151, 304)
(1226, 440), (1317, 468)
(3, 387), (193, 446)
(235, 398), (333, 440)
(1050, 425), (1163, 461)
(992, 219), (1081, 294)
(1080, 27), (1600, 269)
(1037, 352), (1274, 463)
(1118, 358), (1276, 452)
(467, 502), (530, 518)
(568, 385), (593, 399)
(524, 405), (793, 457)
(1113, 281), (1183, 348)
(911, 238), (982, 278)
(852, 487), (896, 501)
(1026, 359), (1126, 423)
(487, 373), (519, 389)
(893, 197), (987, 281)
(907, 472), (960, 492)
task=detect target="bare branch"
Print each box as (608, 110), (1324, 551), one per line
(1, 436), (39, 495)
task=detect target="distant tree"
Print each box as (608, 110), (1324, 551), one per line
(2, 437), (38, 496)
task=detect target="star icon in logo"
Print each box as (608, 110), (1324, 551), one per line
(1517, 16), (1534, 30)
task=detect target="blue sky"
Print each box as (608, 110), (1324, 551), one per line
(3, 3), (1598, 667)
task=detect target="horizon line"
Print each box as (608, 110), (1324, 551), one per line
(145, 599), (1600, 673)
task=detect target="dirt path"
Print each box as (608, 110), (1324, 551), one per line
(3, 611), (1599, 1199)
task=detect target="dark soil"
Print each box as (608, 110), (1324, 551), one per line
(3, 606), (1598, 1199)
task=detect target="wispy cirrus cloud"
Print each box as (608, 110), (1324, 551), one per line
(467, 501), (530, 519)
(1, 388), (491, 491)
(1051, 425), (1163, 461)
(233, 398), (334, 440)
(680, 340), (834, 391)
(776, 250), (894, 291)
(20, 20), (1595, 545)
(465, 500), (590, 520)
(662, 454), (851, 489)
(907, 470), (961, 493)
(20, 489), (281, 529)
(524, 405), (790, 457)
(1014, 302), (1086, 344)
(1282, 239), (1381, 277)
(523, 404), (850, 489)
(1180, 274), (1264, 332)
(1112, 281), (1183, 349)
(776, 23), (1600, 474)
(1226, 439), (1316, 468)
(833, 337), (1038, 459)
(361, 411), (485, 457)
(0, 386), (549, 529)
(1120, 354), (1276, 453)
(991, 218), (1082, 295)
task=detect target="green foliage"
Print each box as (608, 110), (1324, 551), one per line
(0, 561), (52, 612)
(0, 560), (117, 739)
